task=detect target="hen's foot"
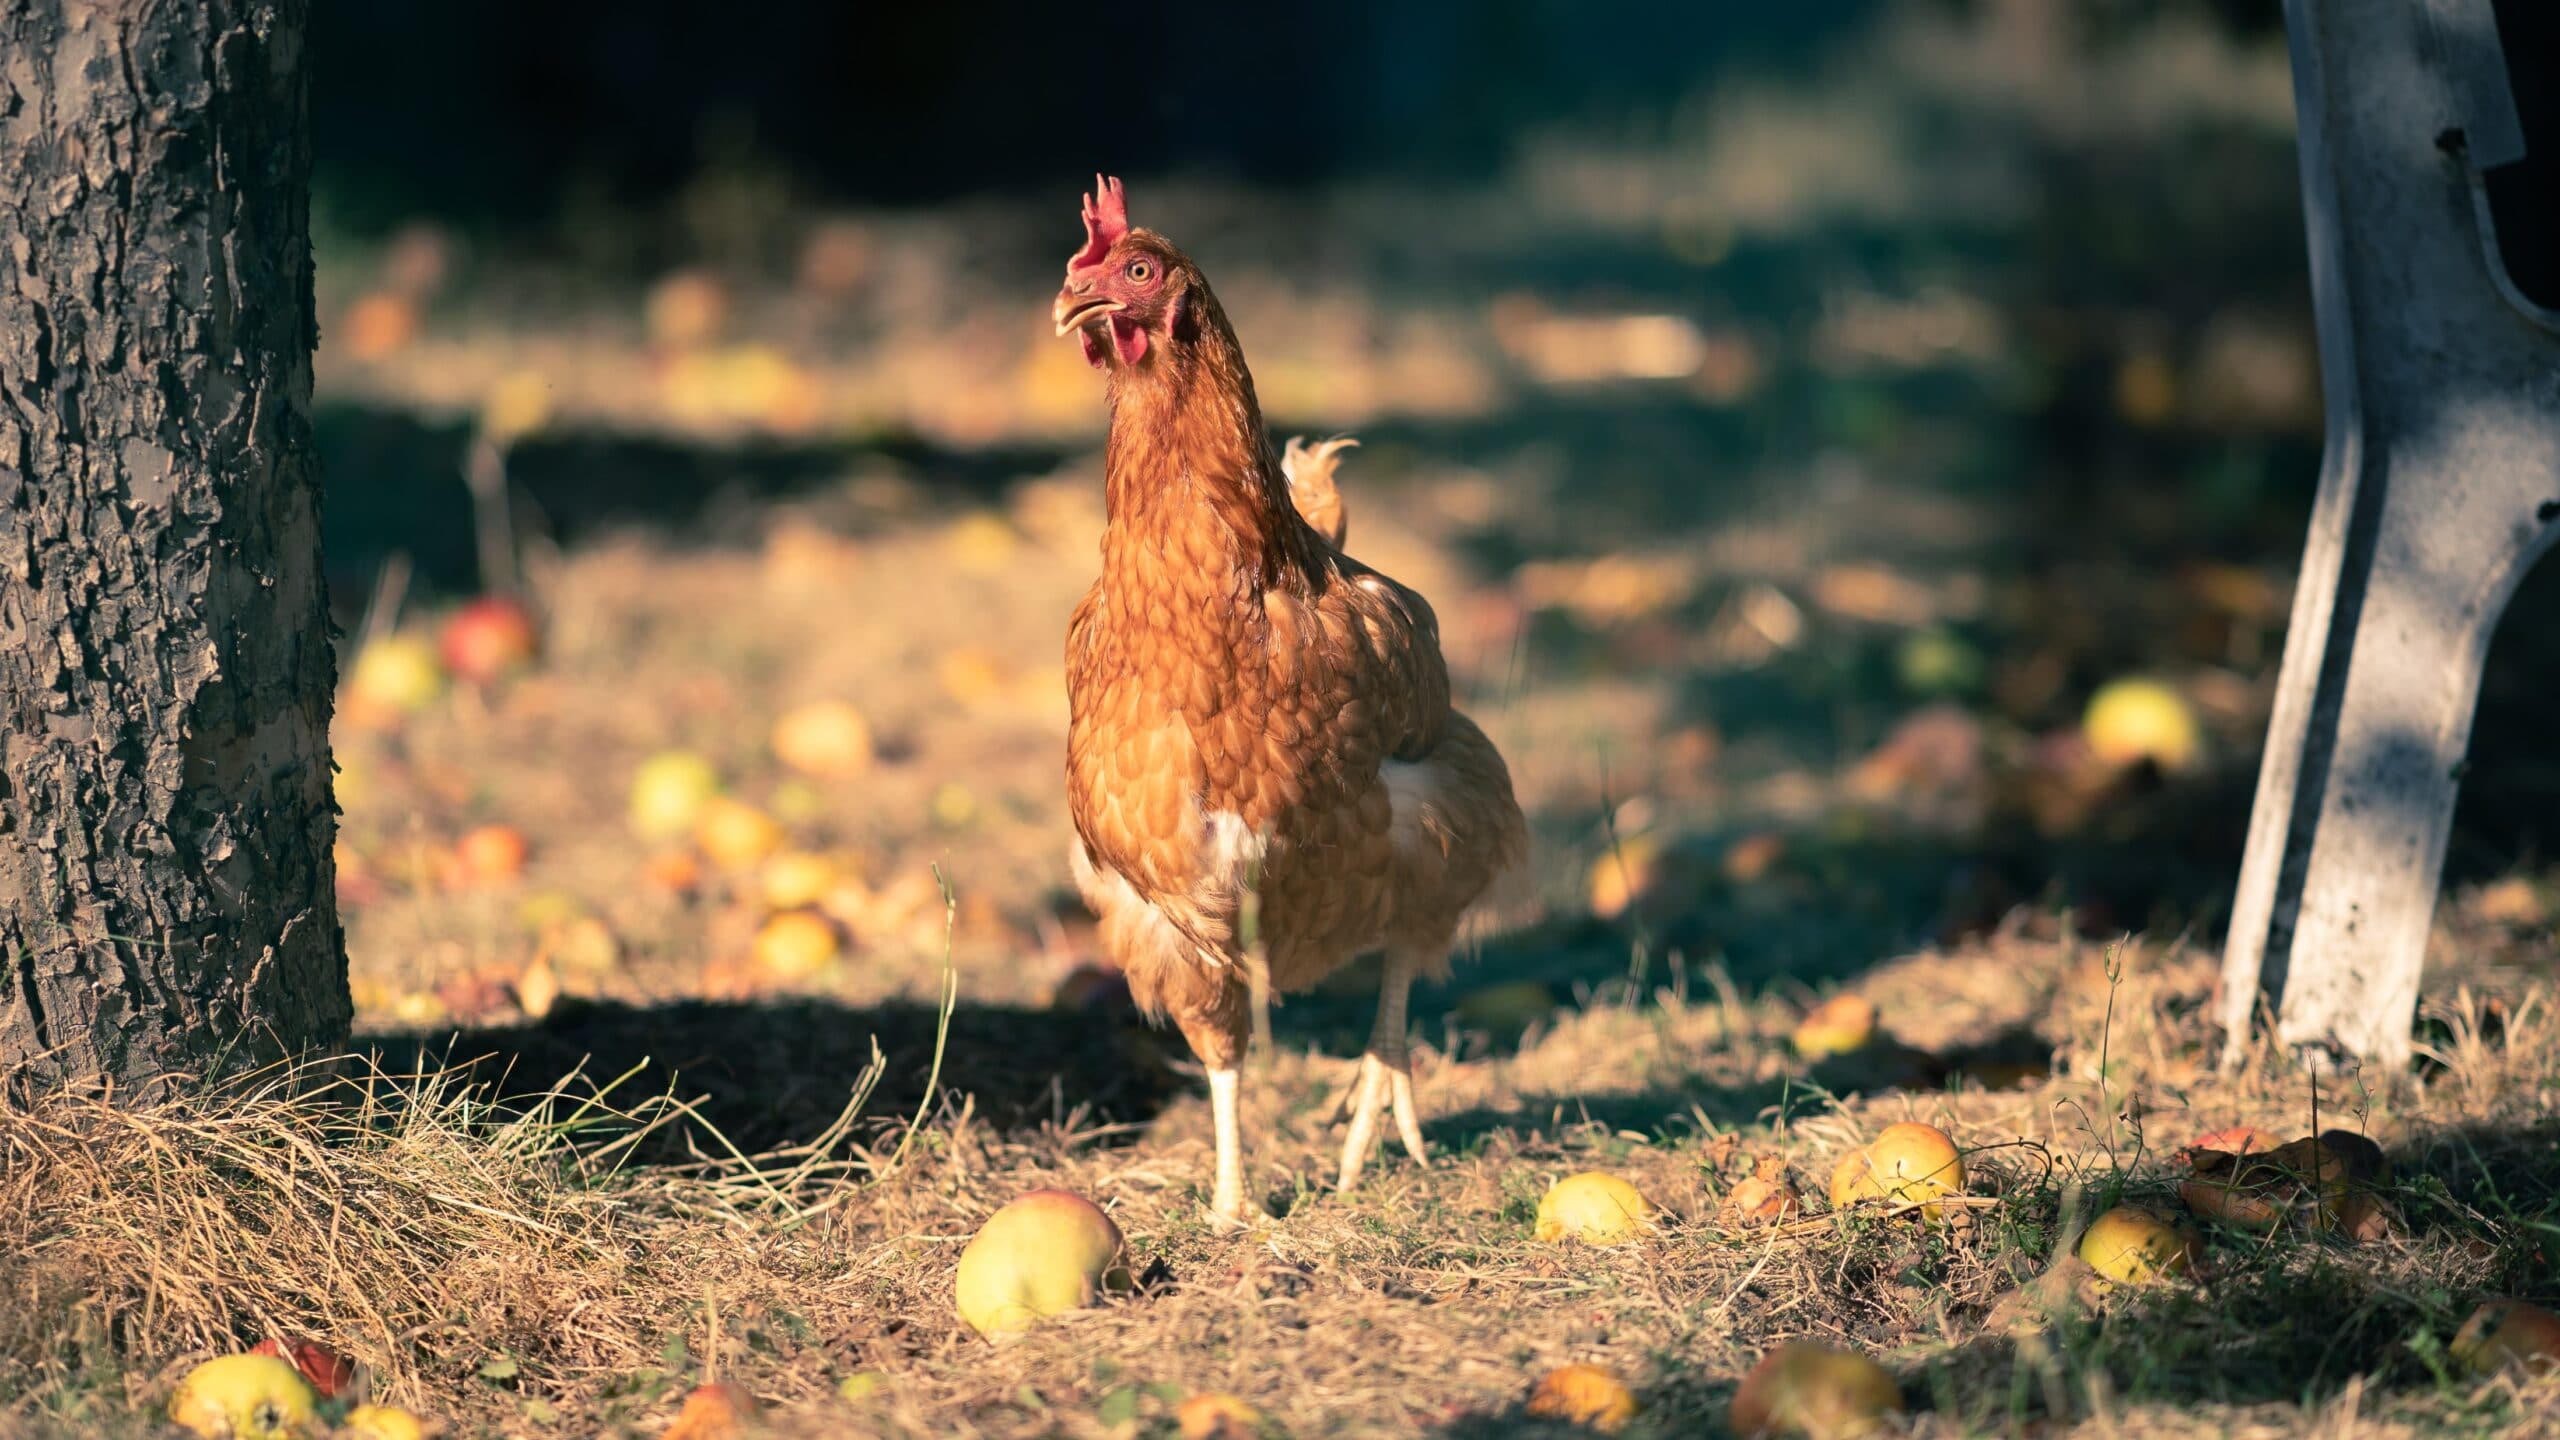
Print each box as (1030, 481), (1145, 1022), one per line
(1334, 1048), (1429, 1191)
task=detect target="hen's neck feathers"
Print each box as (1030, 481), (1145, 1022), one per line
(1101, 286), (1321, 595)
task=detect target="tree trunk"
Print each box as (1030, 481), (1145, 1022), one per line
(0, 0), (347, 1084)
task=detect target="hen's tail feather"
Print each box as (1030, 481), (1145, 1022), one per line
(1281, 435), (1355, 547)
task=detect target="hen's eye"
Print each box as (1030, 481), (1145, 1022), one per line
(1125, 260), (1152, 282)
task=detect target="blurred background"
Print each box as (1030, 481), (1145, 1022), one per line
(312, 0), (2560, 1055)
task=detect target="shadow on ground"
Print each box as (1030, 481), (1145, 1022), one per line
(365, 995), (1186, 1159)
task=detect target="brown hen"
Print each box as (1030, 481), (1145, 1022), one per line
(1053, 176), (1524, 1222)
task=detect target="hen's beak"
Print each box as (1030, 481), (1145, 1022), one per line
(1053, 292), (1125, 337)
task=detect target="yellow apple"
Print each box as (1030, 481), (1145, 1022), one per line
(694, 797), (784, 871)
(753, 910), (842, 981)
(771, 700), (874, 780)
(762, 851), (841, 911)
(1829, 1122), (1966, 1222)
(339, 1404), (427, 1440)
(1174, 1393), (1263, 1440)
(1526, 1363), (1639, 1433)
(2077, 1205), (2201, 1286)
(629, 750), (721, 840)
(1730, 1342), (1900, 1438)
(2083, 677), (2200, 773)
(1792, 995), (1878, 1060)
(168, 1354), (317, 1440)
(1534, 1172), (1656, 1245)
(955, 1189), (1131, 1338)
(344, 634), (444, 722)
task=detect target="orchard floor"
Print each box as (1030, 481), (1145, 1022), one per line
(12, 8), (2560, 1436)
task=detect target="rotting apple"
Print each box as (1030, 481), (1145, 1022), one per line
(1730, 1342), (1900, 1439)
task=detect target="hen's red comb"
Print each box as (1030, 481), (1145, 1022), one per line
(1067, 174), (1128, 275)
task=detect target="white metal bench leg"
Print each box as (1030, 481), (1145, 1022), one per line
(2220, 0), (2560, 1070)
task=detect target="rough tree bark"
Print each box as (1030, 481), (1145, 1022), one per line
(0, 0), (347, 1083)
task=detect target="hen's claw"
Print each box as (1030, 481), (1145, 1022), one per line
(1335, 1053), (1390, 1191)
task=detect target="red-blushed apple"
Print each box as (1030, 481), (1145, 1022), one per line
(659, 1382), (757, 1440)
(448, 824), (530, 889)
(437, 595), (539, 686)
(954, 1190), (1131, 1338)
(1830, 1122), (1967, 1224)
(246, 1336), (355, 1400)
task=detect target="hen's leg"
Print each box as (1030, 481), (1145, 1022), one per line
(1173, 997), (1254, 1226)
(1337, 946), (1430, 1190)
(1206, 1065), (1244, 1222)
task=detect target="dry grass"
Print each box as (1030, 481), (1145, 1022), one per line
(5, 919), (2559, 1437)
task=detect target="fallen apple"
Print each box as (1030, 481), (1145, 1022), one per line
(1792, 994), (1878, 1060)
(1730, 1342), (1900, 1439)
(247, 1337), (355, 1400)
(2451, 1298), (2560, 1376)
(2077, 1205), (2201, 1287)
(1534, 1172), (1656, 1246)
(437, 595), (539, 686)
(771, 699), (875, 780)
(1720, 1156), (1805, 1229)
(629, 751), (722, 840)
(660, 1382), (757, 1440)
(1829, 1122), (1966, 1223)
(339, 1404), (427, 1440)
(954, 1189), (1131, 1338)
(448, 824), (530, 888)
(1526, 1363), (1639, 1433)
(2083, 677), (2200, 773)
(761, 851), (841, 910)
(168, 1353), (317, 1440)
(753, 910), (842, 981)
(1585, 836), (1659, 921)
(695, 798), (784, 871)
(1174, 1392), (1262, 1440)
(642, 847), (705, 894)
(344, 635), (444, 723)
